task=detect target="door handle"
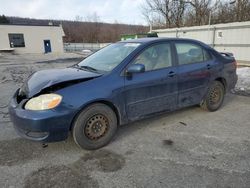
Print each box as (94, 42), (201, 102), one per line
(168, 71), (176, 77)
(207, 64), (211, 69)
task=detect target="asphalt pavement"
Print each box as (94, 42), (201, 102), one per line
(0, 54), (250, 188)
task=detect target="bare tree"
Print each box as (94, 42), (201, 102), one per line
(211, 0), (250, 24)
(184, 0), (216, 26)
(141, 0), (186, 28)
(171, 0), (186, 27)
(141, 0), (250, 28)
(84, 12), (102, 43)
(233, 0), (250, 22)
(75, 15), (83, 22)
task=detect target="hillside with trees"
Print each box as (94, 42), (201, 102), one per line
(0, 15), (9, 24)
(3, 16), (148, 43)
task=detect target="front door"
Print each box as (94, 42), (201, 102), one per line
(44, 40), (52, 53)
(124, 42), (178, 121)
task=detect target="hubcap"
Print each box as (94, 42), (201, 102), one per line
(84, 114), (109, 140)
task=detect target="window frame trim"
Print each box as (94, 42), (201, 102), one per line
(8, 33), (26, 48)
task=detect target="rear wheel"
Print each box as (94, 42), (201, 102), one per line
(72, 103), (117, 150)
(200, 81), (225, 112)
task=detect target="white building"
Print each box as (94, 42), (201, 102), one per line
(0, 24), (65, 54)
(153, 21), (250, 62)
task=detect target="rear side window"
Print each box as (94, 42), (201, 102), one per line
(175, 43), (211, 65)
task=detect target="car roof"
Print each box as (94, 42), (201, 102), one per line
(119, 37), (168, 43)
(119, 37), (199, 43)
(119, 37), (211, 49)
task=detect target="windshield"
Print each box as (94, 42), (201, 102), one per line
(78, 42), (141, 72)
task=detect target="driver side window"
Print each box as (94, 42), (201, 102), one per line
(133, 43), (172, 71)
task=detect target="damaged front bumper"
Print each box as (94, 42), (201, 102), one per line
(8, 89), (74, 142)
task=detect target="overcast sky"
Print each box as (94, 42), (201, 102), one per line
(0, 0), (147, 25)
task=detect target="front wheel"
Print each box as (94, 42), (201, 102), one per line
(72, 103), (117, 150)
(200, 81), (225, 112)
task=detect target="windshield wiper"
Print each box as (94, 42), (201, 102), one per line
(80, 65), (98, 72)
(72, 64), (99, 73)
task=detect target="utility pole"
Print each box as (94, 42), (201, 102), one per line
(229, 0), (237, 21)
(208, 11), (212, 25)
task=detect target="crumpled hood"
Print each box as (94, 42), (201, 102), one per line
(21, 67), (101, 97)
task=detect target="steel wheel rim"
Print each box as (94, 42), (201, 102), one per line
(84, 114), (109, 140)
(209, 86), (222, 105)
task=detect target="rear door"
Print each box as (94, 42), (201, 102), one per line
(174, 41), (215, 108)
(123, 42), (178, 121)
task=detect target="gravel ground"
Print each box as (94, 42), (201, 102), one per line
(0, 54), (250, 188)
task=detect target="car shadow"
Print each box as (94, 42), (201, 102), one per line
(115, 105), (197, 142)
(115, 93), (237, 142)
(222, 93), (237, 108)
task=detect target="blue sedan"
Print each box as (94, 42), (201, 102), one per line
(9, 38), (237, 149)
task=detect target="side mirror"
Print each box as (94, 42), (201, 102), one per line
(126, 64), (145, 74)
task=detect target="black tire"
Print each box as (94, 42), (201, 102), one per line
(72, 103), (117, 150)
(200, 81), (225, 112)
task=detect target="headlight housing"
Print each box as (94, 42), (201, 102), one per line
(25, 94), (62, 110)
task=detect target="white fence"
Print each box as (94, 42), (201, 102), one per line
(154, 21), (250, 62)
(64, 43), (110, 52)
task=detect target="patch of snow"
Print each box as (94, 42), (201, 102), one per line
(235, 67), (250, 94)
